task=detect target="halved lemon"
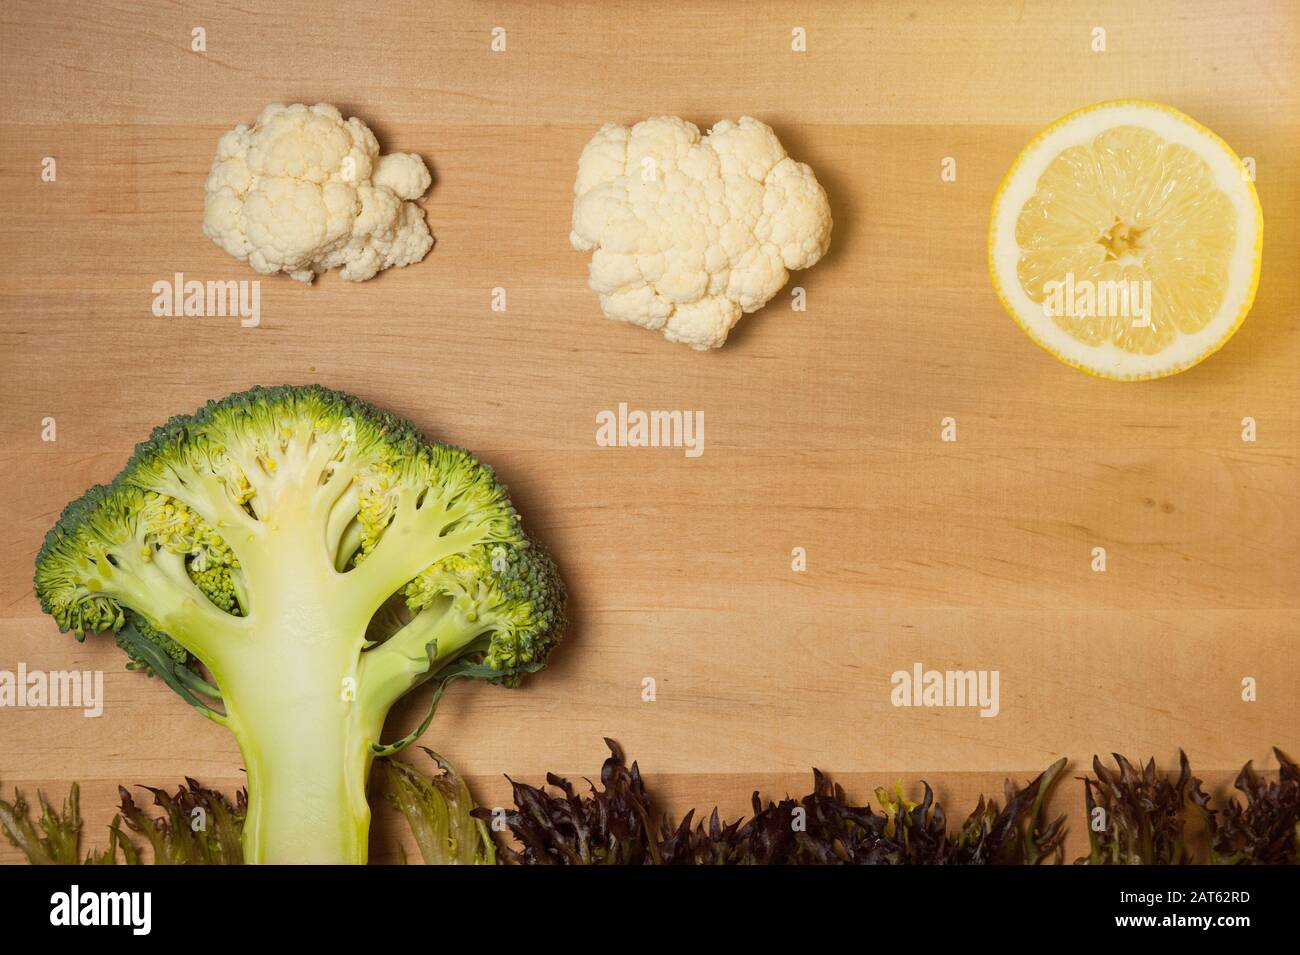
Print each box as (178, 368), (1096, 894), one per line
(989, 101), (1262, 380)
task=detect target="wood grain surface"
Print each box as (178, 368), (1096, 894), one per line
(0, 0), (1296, 863)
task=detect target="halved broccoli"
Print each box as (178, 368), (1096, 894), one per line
(34, 385), (565, 864)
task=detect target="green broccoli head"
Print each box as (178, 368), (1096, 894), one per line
(32, 384), (566, 863)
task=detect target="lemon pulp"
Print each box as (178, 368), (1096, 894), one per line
(1016, 126), (1236, 356)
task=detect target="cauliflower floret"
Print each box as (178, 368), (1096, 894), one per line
(202, 103), (434, 283)
(570, 116), (832, 350)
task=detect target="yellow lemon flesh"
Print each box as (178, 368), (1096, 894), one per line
(989, 101), (1262, 380)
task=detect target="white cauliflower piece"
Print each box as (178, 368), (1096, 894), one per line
(203, 103), (434, 283)
(570, 116), (832, 350)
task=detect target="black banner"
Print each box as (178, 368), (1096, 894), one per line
(1, 863), (1286, 942)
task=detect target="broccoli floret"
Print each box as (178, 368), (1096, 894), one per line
(404, 543), (564, 682)
(116, 612), (188, 671)
(33, 385), (566, 864)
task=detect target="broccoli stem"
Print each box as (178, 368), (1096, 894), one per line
(216, 624), (381, 865)
(360, 604), (488, 711)
(205, 570), (488, 862)
(232, 707), (377, 864)
(202, 525), (384, 863)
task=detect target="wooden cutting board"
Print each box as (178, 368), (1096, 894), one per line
(1, 0), (1296, 863)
